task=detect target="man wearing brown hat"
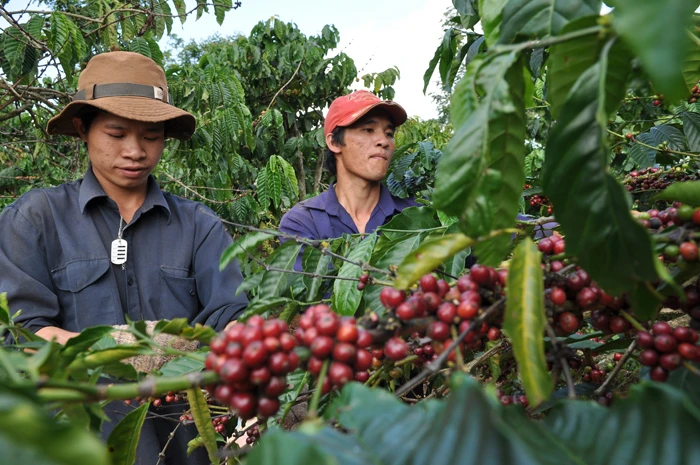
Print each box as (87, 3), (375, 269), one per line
(0, 51), (247, 464)
(279, 90), (418, 252)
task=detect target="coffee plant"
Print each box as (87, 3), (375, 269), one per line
(4, 0), (700, 464)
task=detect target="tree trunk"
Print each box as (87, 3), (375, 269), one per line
(296, 148), (306, 199)
(313, 148), (325, 194)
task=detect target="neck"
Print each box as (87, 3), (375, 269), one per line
(334, 177), (382, 234)
(102, 184), (147, 223)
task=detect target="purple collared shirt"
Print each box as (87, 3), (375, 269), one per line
(279, 183), (418, 240)
(279, 184), (418, 269)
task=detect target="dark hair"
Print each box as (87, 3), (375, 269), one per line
(324, 126), (346, 176)
(75, 106), (101, 134)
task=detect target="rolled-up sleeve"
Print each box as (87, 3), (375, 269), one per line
(0, 206), (61, 332)
(189, 208), (248, 331)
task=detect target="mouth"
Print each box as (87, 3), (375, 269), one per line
(369, 154), (389, 161)
(118, 167), (147, 177)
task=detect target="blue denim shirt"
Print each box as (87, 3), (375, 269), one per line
(0, 168), (248, 334)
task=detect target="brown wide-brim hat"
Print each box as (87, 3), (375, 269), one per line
(47, 51), (195, 140)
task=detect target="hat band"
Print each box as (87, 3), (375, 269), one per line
(73, 82), (172, 104)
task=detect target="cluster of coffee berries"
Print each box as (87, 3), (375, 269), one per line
(295, 304), (374, 393)
(689, 84), (700, 104)
(357, 272), (371, 291)
(245, 424), (261, 445)
(526, 194), (552, 215)
(379, 266), (505, 360)
(636, 322), (700, 382)
(582, 365), (608, 384)
(212, 415), (230, 434)
(206, 315), (298, 420)
(497, 392), (529, 407)
(624, 168), (697, 193)
(539, 236), (635, 336)
(124, 392), (183, 408)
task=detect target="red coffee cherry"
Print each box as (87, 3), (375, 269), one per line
(558, 312), (580, 333)
(379, 287), (405, 309)
(384, 337), (410, 361)
(550, 287), (567, 306)
(420, 274), (438, 293)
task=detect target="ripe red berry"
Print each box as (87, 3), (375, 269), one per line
(268, 352), (291, 375)
(487, 327), (501, 341)
(457, 276), (479, 292)
(332, 342), (357, 364)
(279, 333), (296, 352)
(230, 393), (258, 420)
(354, 349), (373, 371)
(355, 329), (373, 348)
(566, 274), (584, 292)
(678, 342), (700, 361)
(649, 366), (669, 382)
(427, 321), (450, 342)
(550, 260), (564, 272)
(396, 302), (418, 321)
(636, 331), (654, 348)
(652, 321), (672, 335)
(209, 336), (227, 355)
(249, 366), (271, 385)
(316, 314), (340, 337)
(263, 376), (288, 397)
(242, 341), (269, 368)
(257, 397), (281, 419)
(692, 209), (700, 225)
(609, 316), (630, 334)
(355, 371), (370, 383)
(659, 352), (682, 371)
(420, 274), (438, 293)
(550, 287), (567, 306)
(436, 279), (450, 296)
(652, 99), (661, 107)
(219, 358), (250, 383)
(576, 287), (598, 308)
(625, 133), (634, 140)
(263, 336), (281, 354)
(558, 312), (580, 333)
(680, 242), (699, 261)
(553, 240), (566, 255)
(328, 362), (354, 386)
(336, 323), (359, 343)
(379, 287), (405, 309)
(673, 326), (693, 343)
(437, 302), (457, 324)
(384, 337), (410, 361)
(613, 353), (623, 362)
(538, 238), (554, 254)
(654, 334), (677, 353)
(457, 300), (479, 320)
(423, 292), (441, 313)
(240, 326), (264, 346)
(310, 336), (335, 359)
(469, 265), (491, 286)
(639, 349), (659, 366)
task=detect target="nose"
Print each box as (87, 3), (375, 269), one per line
(122, 135), (147, 159)
(376, 132), (391, 148)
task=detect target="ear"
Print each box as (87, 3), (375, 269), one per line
(326, 132), (342, 154)
(72, 116), (89, 142)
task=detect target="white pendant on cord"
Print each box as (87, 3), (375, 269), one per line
(111, 216), (127, 265)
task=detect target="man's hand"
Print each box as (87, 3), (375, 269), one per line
(224, 320), (238, 332)
(36, 326), (80, 345)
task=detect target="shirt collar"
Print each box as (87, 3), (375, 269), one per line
(301, 183), (400, 217)
(79, 167), (171, 219)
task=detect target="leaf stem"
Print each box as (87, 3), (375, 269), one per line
(619, 309), (647, 332)
(307, 359), (329, 419)
(491, 26), (603, 53)
(607, 129), (700, 158)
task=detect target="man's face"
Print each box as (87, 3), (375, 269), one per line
(330, 111), (396, 183)
(73, 111), (165, 196)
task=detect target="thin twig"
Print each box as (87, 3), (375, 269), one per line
(594, 340), (637, 396)
(264, 59), (303, 114)
(544, 323), (576, 399)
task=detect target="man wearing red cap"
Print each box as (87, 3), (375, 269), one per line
(279, 90), (417, 247)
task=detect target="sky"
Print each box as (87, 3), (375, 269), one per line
(2, 0), (453, 119)
(164, 0), (451, 119)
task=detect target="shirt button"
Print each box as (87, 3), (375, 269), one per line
(189, 289), (195, 296)
(128, 279), (134, 286)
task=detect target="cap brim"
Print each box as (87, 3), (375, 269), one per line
(46, 96), (196, 140)
(336, 101), (408, 129)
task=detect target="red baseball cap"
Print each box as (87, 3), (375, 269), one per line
(323, 90), (407, 137)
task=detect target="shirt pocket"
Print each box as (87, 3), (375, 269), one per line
(51, 258), (119, 331)
(159, 266), (198, 321)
